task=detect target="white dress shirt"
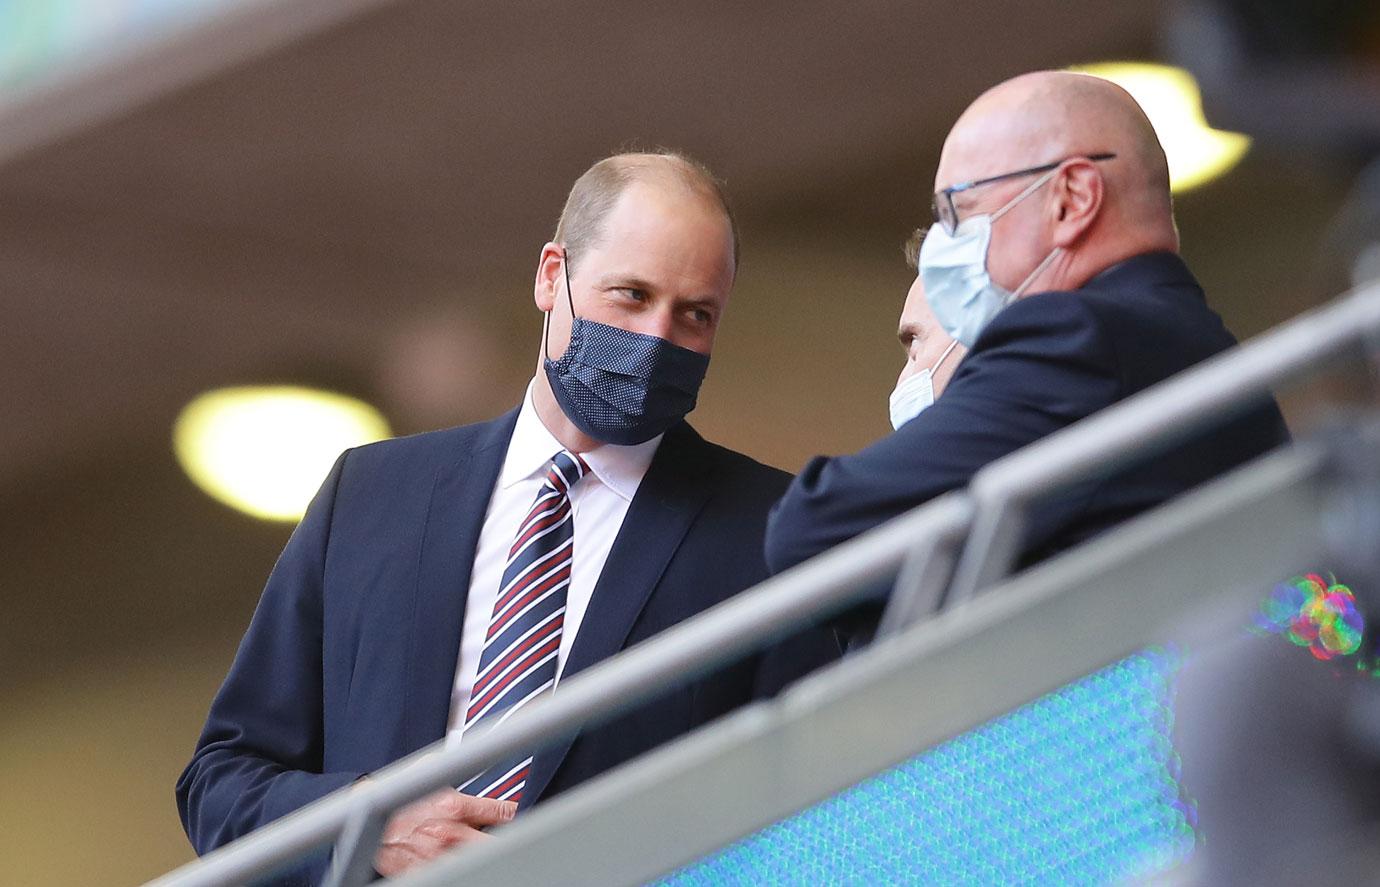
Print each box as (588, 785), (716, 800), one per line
(445, 384), (662, 745)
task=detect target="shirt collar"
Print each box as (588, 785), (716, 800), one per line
(499, 382), (662, 502)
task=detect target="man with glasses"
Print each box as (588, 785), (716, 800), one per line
(765, 71), (1289, 607)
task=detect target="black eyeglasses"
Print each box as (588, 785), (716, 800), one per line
(930, 153), (1116, 235)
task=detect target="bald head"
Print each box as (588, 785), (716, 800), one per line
(934, 71), (1178, 291)
(554, 151), (738, 275)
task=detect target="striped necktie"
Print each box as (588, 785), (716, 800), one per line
(459, 449), (588, 802)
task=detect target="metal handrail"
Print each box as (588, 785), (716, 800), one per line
(152, 277), (1380, 887)
(400, 440), (1334, 887)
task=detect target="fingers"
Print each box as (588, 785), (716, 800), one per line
(451, 792), (519, 827)
(416, 819), (490, 849)
(429, 790), (517, 826)
(373, 790), (518, 877)
(395, 788), (518, 827)
(375, 812), (492, 877)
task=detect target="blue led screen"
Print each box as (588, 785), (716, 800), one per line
(660, 649), (1195, 886)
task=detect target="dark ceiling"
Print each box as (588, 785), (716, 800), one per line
(0, 0), (1167, 485)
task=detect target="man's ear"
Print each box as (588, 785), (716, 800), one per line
(1049, 160), (1104, 249)
(533, 242), (565, 312)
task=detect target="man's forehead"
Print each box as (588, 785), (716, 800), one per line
(604, 184), (730, 244)
(936, 146), (1024, 191)
(899, 281), (935, 327)
(934, 109), (1046, 190)
(586, 196), (734, 296)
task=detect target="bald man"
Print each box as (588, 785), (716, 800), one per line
(767, 71), (1289, 590)
(178, 151), (840, 883)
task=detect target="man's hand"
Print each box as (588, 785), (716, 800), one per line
(373, 788), (517, 877)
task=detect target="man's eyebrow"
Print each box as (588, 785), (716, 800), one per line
(597, 274), (657, 292)
(595, 275), (722, 313)
(897, 322), (925, 345)
(677, 295), (721, 313)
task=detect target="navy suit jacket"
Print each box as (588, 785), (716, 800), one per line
(766, 251), (1290, 580)
(177, 412), (839, 883)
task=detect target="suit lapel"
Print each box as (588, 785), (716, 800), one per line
(521, 423), (716, 807)
(403, 408), (519, 753)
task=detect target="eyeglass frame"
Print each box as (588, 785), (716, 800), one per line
(930, 153), (1117, 236)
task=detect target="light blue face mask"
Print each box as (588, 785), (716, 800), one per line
(888, 338), (959, 430)
(918, 169), (1063, 348)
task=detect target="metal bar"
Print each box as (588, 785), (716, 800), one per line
(150, 494), (973, 887)
(945, 277), (1380, 605)
(398, 442), (1330, 887)
(321, 803), (387, 887)
(875, 498), (974, 638)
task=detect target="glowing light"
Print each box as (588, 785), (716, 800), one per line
(174, 386), (391, 522)
(1071, 62), (1251, 193)
(1255, 573), (1364, 661)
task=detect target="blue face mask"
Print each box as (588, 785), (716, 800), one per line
(919, 169), (1063, 348)
(888, 338), (959, 430)
(543, 252), (710, 446)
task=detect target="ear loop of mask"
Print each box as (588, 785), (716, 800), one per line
(989, 167), (1064, 300)
(931, 337), (960, 374)
(541, 248), (577, 363)
(990, 167), (1060, 224)
(1013, 246), (1063, 297)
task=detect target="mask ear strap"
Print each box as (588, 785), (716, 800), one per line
(931, 337), (960, 373)
(1013, 246), (1062, 298)
(542, 247), (576, 363)
(562, 248), (576, 315)
(992, 167), (1059, 223)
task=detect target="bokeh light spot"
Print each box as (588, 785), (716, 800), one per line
(1070, 62), (1251, 193)
(1255, 573), (1364, 661)
(173, 386), (391, 522)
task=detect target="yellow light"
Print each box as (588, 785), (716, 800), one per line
(1071, 62), (1251, 193)
(174, 386), (391, 522)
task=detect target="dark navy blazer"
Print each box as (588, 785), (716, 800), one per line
(177, 413), (839, 883)
(766, 251), (1291, 579)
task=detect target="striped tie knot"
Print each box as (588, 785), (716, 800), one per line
(545, 449), (589, 494)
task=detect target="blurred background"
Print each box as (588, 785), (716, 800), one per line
(0, 1), (1376, 884)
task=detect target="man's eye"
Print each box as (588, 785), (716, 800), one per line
(692, 309), (713, 325)
(618, 288), (648, 302)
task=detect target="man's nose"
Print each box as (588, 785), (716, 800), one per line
(635, 308), (677, 341)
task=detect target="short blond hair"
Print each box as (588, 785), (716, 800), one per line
(553, 150), (739, 271)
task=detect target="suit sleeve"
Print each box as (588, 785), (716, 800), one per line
(765, 293), (1122, 575)
(176, 451), (365, 859)
(740, 466), (845, 696)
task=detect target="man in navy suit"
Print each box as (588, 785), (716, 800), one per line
(177, 151), (839, 882)
(767, 71), (1290, 589)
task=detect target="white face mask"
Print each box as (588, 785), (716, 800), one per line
(919, 169), (1063, 348)
(888, 338), (959, 430)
